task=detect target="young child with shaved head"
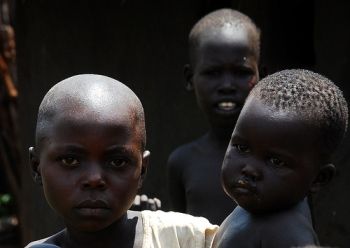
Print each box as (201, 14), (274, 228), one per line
(167, 8), (260, 224)
(26, 74), (217, 248)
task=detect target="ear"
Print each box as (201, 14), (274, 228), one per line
(29, 147), (42, 185)
(138, 150), (150, 189)
(310, 163), (336, 193)
(184, 64), (194, 91)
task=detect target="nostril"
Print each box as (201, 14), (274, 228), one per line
(219, 82), (236, 90)
(218, 87), (236, 94)
(250, 174), (257, 182)
(82, 176), (106, 190)
(241, 165), (260, 182)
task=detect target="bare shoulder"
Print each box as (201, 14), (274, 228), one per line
(167, 135), (208, 169)
(260, 205), (318, 247)
(213, 203), (318, 248)
(213, 207), (260, 248)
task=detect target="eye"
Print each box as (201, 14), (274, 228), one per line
(236, 69), (252, 76)
(109, 158), (128, 168)
(234, 144), (250, 153)
(61, 157), (79, 167)
(269, 157), (285, 168)
(203, 68), (221, 77)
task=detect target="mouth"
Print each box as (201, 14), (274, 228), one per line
(233, 178), (257, 195)
(218, 101), (236, 110)
(215, 101), (241, 113)
(75, 199), (111, 217)
(77, 199), (109, 209)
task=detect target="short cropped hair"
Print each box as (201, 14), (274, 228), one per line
(36, 74), (146, 151)
(189, 8), (260, 62)
(250, 69), (348, 157)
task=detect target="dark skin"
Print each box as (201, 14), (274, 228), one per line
(213, 200), (319, 248)
(167, 24), (259, 224)
(29, 77), (149, 248)
(213, 96), (335, 247)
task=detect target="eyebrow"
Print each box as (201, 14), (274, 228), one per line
(50, 144), (138, 159)
(231, 133), (245, 142)
(104, 145), (136, 156)
(51, 144), (88, 154)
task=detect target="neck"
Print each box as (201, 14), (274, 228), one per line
(63, 212), (138, 248)
(207, 126), (233, 149)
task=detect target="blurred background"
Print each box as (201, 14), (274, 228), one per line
(0, 0), (349, 247)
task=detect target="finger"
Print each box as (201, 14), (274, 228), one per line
(140, 194), (148, 210)
(130, 195), (141, 211)
(148, 199), (156, 211)
(154, 198), (161, 209)
(134, 195), (141, 205)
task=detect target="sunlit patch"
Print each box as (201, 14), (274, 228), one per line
(87, 84), (106, 106)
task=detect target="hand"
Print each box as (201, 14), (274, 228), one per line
(131, 194), (161, 211)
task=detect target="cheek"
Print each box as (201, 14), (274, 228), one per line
(221, 155), (240, 185)
(41, 169), (76, 212)
(248, 74), (258, 89)
(193, 89), (212, 113)
(194, 82), (210, 99)
(221, 165), (239, 201)
(109, 169), (141, 205)
(293, 172), (315, 195)
(262, 171), (307, 202)
(109, 184), (137, 217)
(42, 178), (71, 214)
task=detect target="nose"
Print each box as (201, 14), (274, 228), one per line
(241, 163), (261, 182)
(81, 164), (107, 190)
(218, 74), (236, 94)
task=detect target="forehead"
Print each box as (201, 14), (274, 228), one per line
(235, 97), (322, 157)
(194, 26), (258, 66)
(42, 98), (141, 144)
(197, 25), (256, 52)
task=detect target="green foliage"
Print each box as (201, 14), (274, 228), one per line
(0, 194), (13, 217)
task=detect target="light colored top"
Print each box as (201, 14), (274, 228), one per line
(25, 211), (218, 248)
(140, 210), (218, 248)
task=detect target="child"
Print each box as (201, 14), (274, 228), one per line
(167, 8), (260, 224)
(212, 69), (348, 247)
(26, 74), (217, 248)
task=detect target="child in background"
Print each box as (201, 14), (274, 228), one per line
(167, 8), (260, 224)
(26, 74), (217, 248)
(213, 69), (348, 247)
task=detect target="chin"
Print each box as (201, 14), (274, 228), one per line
(73, 221), (112, 233)
(211, 114), (239, 128)
(241, 206), (266, 215)
(240, 201), (300, 216)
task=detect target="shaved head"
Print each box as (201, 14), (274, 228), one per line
(189, 8), (260, 64)
(36, 74), (146, 150)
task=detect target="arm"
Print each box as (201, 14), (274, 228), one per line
(166, 151), (187, 212)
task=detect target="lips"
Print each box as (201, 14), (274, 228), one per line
(77, 199), (109, 209)
(233, 178), (257, 194)
(75, 199), (110, 217)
